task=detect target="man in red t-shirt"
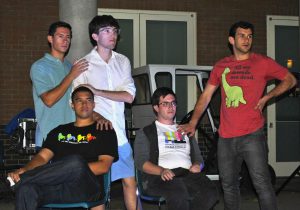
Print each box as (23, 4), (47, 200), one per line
(179, 21), (296, 210)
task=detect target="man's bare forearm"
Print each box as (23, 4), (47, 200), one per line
(22, 148), (54, 172)
(189, 95), (210, 127)
(94, 89), (134, 103)
(142, 161), (164, 175)
(265, 72), (297, 100)
(189, 84), (217, 127)
(41, 74), (74, 107)
(88, 156), (114, 175)
(41, 59), (88, 107)
(178, 84), (218, 136)
(22, 154), (48, 172)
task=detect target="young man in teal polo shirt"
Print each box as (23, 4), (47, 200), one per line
(30, 21), (88, 147)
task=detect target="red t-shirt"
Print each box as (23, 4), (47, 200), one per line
(208, 53), (288, 138)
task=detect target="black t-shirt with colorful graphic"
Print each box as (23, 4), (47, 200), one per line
(43, 122), (118, 163)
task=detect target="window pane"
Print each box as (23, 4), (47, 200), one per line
(146, 21), (187, 65)
(115, 19), (134, 66)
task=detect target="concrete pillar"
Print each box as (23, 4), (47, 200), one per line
(59, 0), (97, 62)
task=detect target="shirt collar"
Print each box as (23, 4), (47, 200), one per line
(45, 53), (64, 63)
(91, 47), (116, 62)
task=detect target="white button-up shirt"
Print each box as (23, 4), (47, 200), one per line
(73, 48), (136, 146)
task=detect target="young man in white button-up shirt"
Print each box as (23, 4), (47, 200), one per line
(73, 15), (139, 210)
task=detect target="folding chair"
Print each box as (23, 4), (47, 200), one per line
(43, 170), (111, 209)
(135, 168), (166, 210)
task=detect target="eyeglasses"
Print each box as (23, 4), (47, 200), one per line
(99, 27), (121, 35)
(158, 101), (177, 108)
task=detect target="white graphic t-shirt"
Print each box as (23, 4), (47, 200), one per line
(156, 121), (192, 169)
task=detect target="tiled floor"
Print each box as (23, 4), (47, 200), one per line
(1, 177), (300, 210)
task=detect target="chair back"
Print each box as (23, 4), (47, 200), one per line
(135, 168), (146, 195)
(103, 170), (111, 207)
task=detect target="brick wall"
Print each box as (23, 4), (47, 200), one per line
(0, 125), (30, 168)
(0, 0), (298, 165)
(0, 0), (59, 124)
(0, 0), (59, 166)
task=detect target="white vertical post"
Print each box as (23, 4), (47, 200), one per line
(59, 0), (97, 62)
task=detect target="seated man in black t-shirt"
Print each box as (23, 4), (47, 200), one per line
(8, 86), (118, 210)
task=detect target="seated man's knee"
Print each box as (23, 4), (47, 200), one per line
(16, 183), (38, 199)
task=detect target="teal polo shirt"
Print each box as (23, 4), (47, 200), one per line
(30, 53), (75, 146)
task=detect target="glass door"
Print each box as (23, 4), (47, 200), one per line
(266, 15), (300, 176)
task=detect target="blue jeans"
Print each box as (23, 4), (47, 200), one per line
(15, 155), (102, 210)
(217, 128), (277, 210)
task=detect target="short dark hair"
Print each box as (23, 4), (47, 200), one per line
(227, 21), (254, 54)
(151, 87), (177, 116)
(47, 21), (72, 47)
(89, 15), (120, 46)
(71, 86), (94, 103)
(229, 21), (254, 38)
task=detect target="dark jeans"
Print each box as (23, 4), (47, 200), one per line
(144, 172), (219, 210)
(217, 128), (277, 210)
(15, 155), (102, 210)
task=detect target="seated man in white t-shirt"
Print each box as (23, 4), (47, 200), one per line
(134, 87), (219, 210)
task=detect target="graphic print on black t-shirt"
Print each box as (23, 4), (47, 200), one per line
(57, 132), (96, 144)
(43, 122), (118, 163)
